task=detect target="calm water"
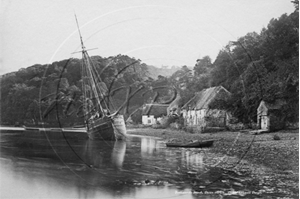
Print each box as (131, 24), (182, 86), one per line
(0, 129), (296, 199)
(0, 129), (216, 199)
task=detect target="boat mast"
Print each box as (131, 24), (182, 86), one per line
(74, 15), (105, 117)
(75, 15), (86, 52)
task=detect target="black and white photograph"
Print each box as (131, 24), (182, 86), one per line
(0, 0), (298, 198)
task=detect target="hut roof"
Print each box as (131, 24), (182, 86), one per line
(142, 104), (169, 117)
(258, 99), (286, 110)
(182, 86), (231, 110)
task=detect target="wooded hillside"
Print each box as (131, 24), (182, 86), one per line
(1, 9), (298, 127)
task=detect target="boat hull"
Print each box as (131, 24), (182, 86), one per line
(166, 140), (214, 148)
(87, 115), (126, 141)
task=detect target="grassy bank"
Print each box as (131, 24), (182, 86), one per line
(127, 127), (299, 173)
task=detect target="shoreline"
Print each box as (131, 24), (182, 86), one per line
(127, 127), (299, 196)
(127, 127), (299, 173)
(1, 126), (298, 172)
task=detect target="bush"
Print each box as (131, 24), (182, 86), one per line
(159, 116), (170, 128)
(201, 127), (225, 133)
(169, 123), (180, 129)
(186, 126), (196, 134)
(227, 122), (245, 131)
(160, 115), (184, 128)
(152, 124), (165, 129)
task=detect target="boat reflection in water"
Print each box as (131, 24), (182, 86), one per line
(111, 141), (126, 168)
(82, 139), (126, 169)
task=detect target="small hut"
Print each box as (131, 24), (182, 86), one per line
(142, 104), (169, 125)
(257, 100), (286, 131)
(181, 86), (231, 130)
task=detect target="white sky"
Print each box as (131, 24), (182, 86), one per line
(0, 0), (295, 75)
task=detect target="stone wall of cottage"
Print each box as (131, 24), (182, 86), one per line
(182, 109), (227, 129)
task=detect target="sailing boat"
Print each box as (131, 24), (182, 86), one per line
(75, 15), (126, 141)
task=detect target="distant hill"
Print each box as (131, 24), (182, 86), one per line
(0, 64), (187, 81)
(146, 65), (191, 79)
(0, 55), (154, 126)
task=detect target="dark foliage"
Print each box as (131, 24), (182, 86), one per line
(208, 11), (299, 124)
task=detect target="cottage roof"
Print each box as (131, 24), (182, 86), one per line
(182, 86), (231, 110)
(142, 104), (169, 117)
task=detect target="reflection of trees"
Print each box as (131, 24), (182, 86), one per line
(140, 137), (157, 157)
(181, 150), (204, 171)
(139, 137), (205, 176)
(9, 135), (210, 197)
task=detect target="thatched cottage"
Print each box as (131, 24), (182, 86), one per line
(181, 86), (231, 130)
(142, 104), (169, 125)
(257, 100), (286, 132)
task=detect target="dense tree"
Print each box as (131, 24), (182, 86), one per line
(209, 11), (299, 124)
(292, 0), (299, 11)
(194, 56), (213, 75)
(0, 55), (152, 126)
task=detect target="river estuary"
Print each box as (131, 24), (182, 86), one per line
(0, 128), (297, 198)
